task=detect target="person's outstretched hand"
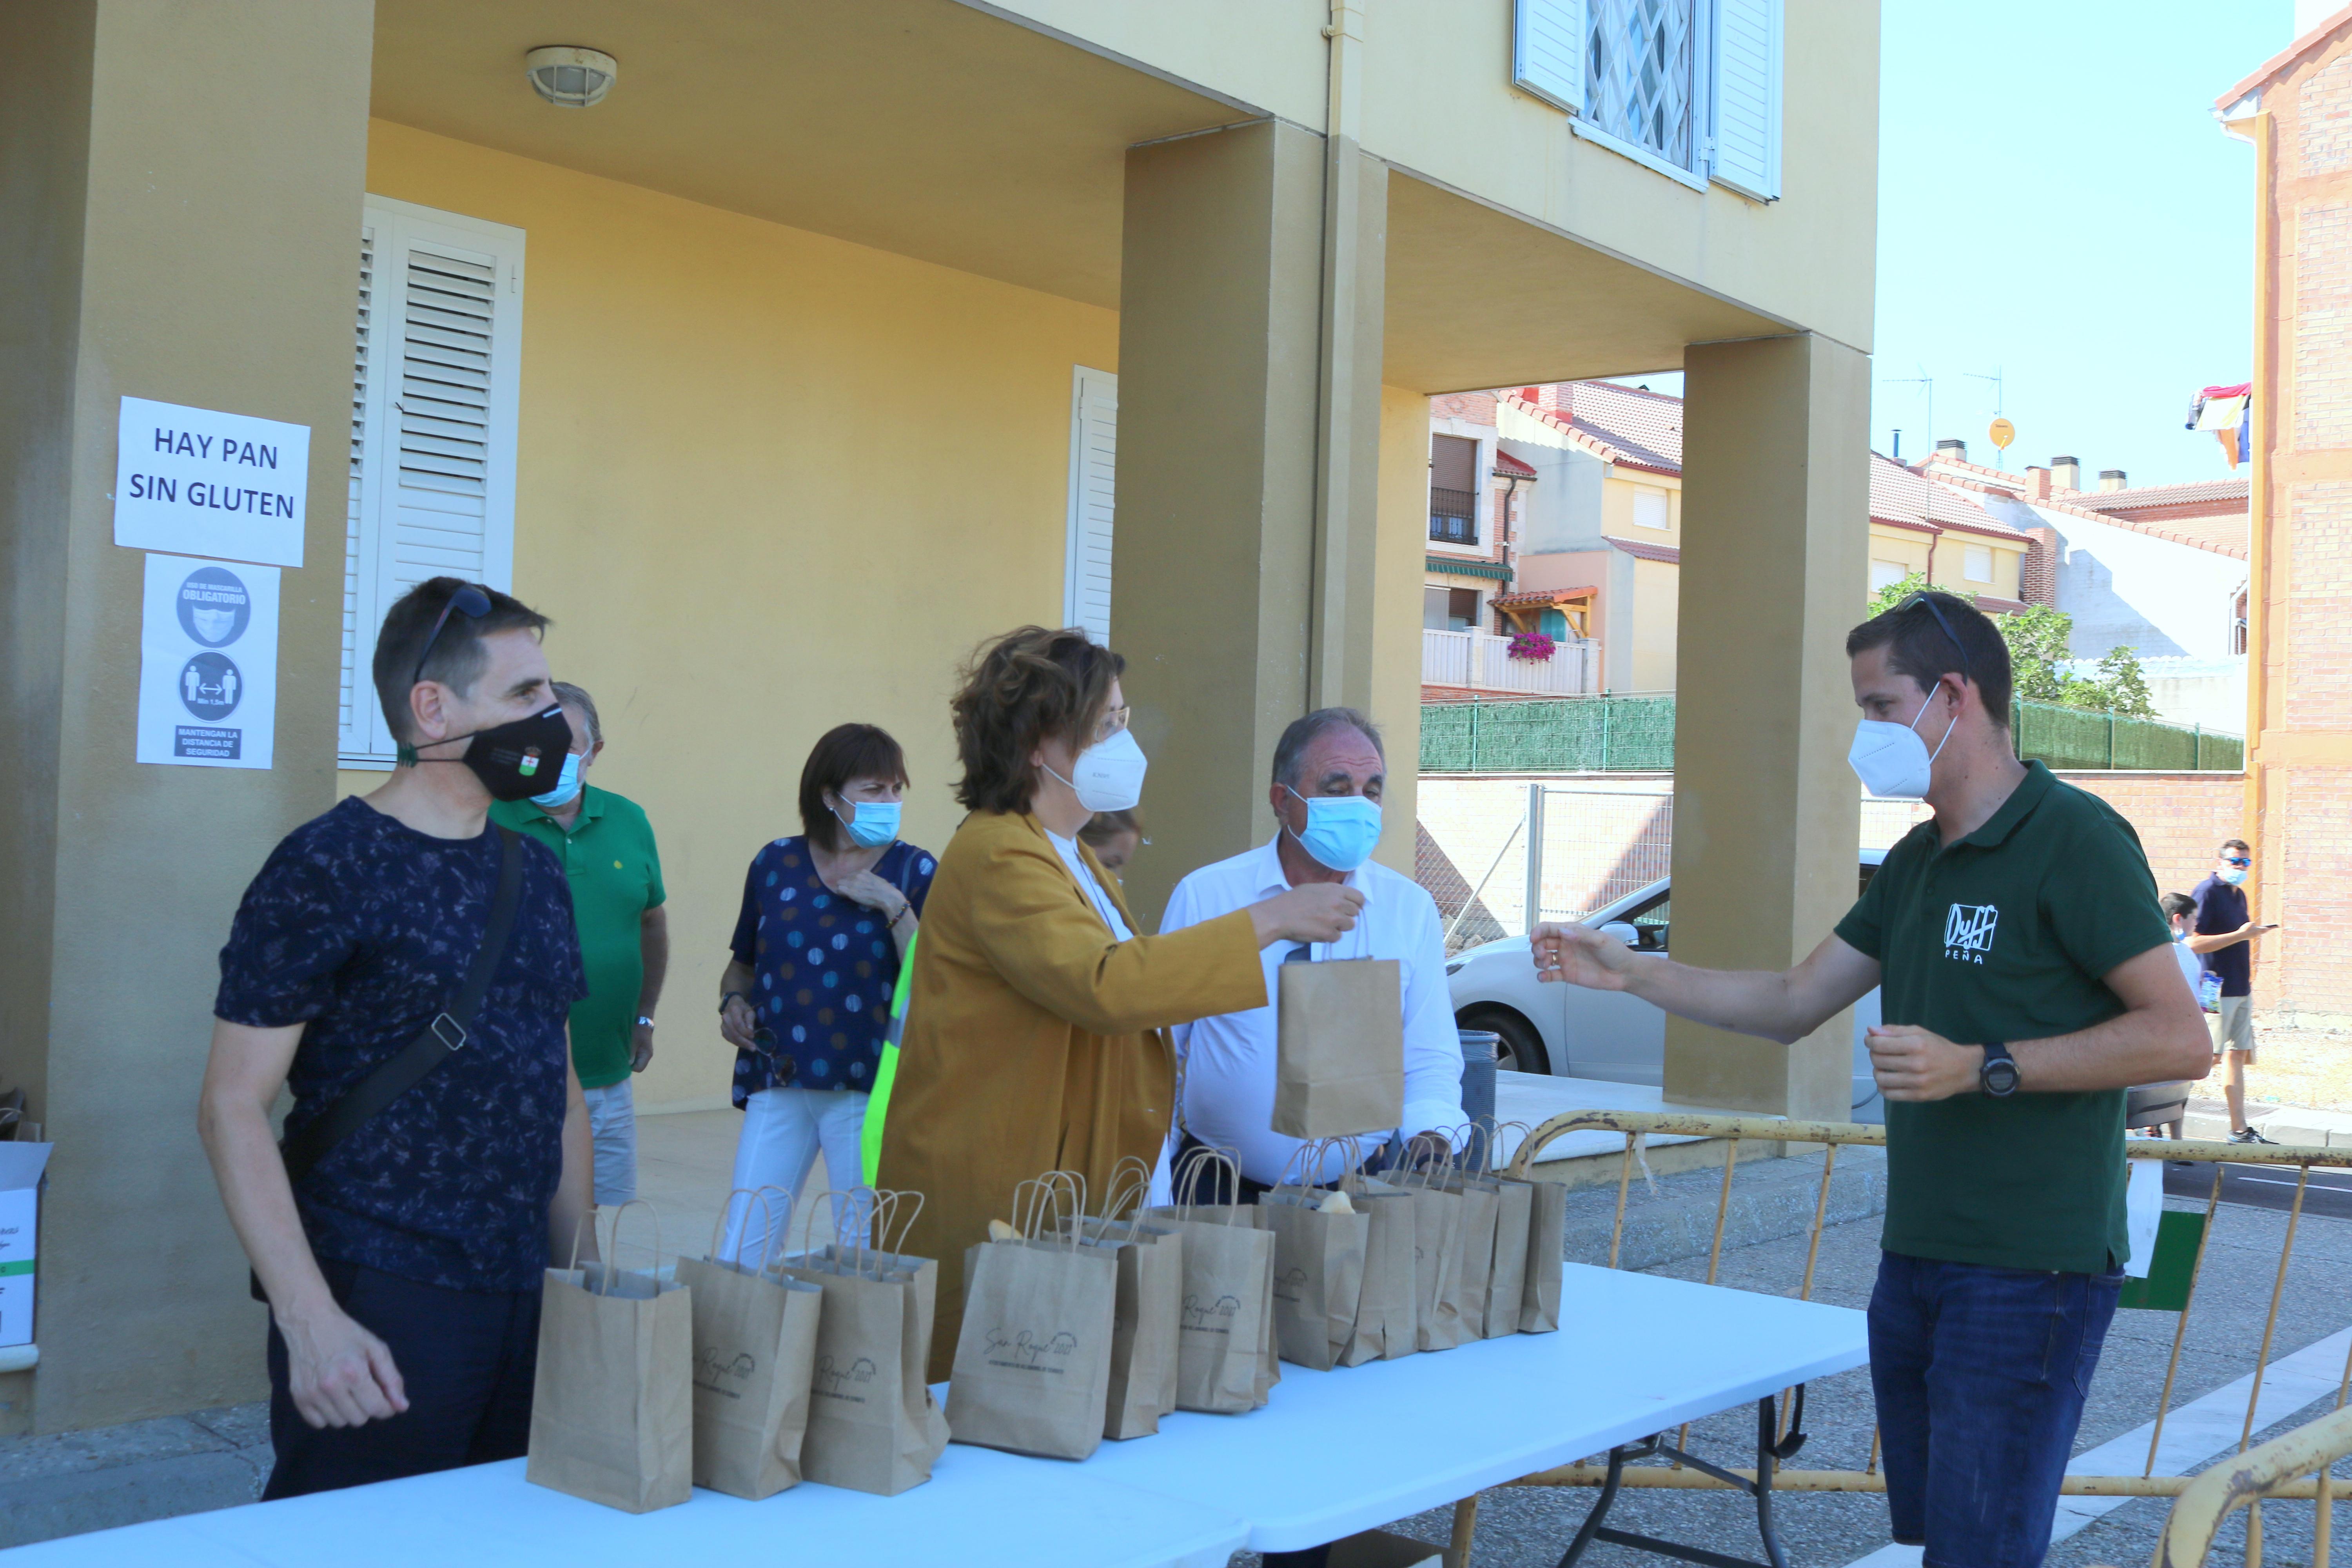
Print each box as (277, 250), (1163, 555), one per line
(1248, 882), (1367, 948)
(1531, 921), (1640, 990)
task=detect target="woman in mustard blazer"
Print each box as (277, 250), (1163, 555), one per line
(877, 626), (1361, 1381)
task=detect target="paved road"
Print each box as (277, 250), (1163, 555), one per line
(2165, 1156), (2352, 1220)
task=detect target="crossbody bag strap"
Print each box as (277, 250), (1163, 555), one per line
(277, 826), (528, 1187)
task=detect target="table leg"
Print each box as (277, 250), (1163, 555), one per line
(1448, 1493), (1481, 1568)
(1554, 1395), (1802, 1568)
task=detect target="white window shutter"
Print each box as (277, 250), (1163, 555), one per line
(1514, 0), (1588, 116)
(1064, 367), (1117, 646)
(342, 198), (526, 765)
(1710, 0), (1782, 200)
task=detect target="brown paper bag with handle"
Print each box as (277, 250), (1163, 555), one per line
(1520, 1167), (1566, 1334)
(1336, 1161), (1419, 1365)
(1063, 1158), (1183, 1440)
(1272, 956), (1404, 1139)
(1144, 1145), (1279, 1413)
(1259, 1140), (1370, 1371)
(1380, 1155), (1469, 1351)
(527, 1201), (694, 1514)
(947, 1173), (1119, 1461)
(776, 1189), (950, 1496)
(676, 1189), (823, 1500)
(1467, 1122), (1534, 1339)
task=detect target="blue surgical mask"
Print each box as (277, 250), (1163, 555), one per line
(834, 798), (902, 849)
(1285, 786), (1382, 872)
(530, 750), (584, 810)
(2219, 867), (2248, 887)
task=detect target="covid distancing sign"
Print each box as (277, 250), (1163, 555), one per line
(136, 553), (280, 769)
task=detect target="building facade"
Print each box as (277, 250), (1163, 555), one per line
(2, 0), (1877, 1430)
(2218, 5), (2352, 1023)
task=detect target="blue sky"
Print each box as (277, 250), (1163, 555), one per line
(1869, 0), (2294, 487)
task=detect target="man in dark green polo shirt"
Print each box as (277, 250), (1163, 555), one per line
(490, 680), (668, 1205)
(1532, 592), (2208, 1568)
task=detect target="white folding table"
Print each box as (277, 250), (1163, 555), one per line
(0, 1437), (1248, 1568)
(3, 1265), (1866, 1568)
(1074, 1262), (1870, 1558)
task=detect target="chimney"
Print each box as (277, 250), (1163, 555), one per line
(2051, 455), (2081, 491)
(2025, 465), (2052, 501)
(2098, 469), (2127, 492)
(1935, 439), (1967, 464)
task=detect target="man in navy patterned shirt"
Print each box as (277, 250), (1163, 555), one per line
(198, 577), (594, 1498)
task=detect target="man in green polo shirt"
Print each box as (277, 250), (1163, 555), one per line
(1532, 592), (2208, 1568)
(490, 680), (668, 1205)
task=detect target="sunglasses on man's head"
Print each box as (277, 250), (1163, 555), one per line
(411, 584), (494, 687)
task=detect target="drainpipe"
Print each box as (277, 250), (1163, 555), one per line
(1496, 469), (1523, 628)
(1309, 0), (1370, 708)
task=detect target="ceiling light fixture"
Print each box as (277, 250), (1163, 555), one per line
(524, 46), (618, 109)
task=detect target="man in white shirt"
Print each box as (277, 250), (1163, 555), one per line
(1160, 708), (1464, 1198)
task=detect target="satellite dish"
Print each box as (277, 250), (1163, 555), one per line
(1988, 418), (2016, 451)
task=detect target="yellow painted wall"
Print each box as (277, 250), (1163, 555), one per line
(1000, 0), (1879, 351)
(1936, 536), (2024, 600)
(1866, 527), (1932, 582)
(1630, 556), (1680, 692)
(359, 120), (1116, 1111)
(1601, 473), (1682, 545)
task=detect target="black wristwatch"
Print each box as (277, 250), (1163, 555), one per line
(1979, 1040), (2021, 1098)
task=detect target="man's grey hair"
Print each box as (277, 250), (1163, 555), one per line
(550, 680), (602, 747)
(1270, 707), (1385, 791)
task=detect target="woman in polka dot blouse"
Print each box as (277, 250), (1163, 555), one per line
(714, 723), (936, 1263)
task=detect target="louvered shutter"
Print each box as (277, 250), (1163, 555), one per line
(1710, 0), (1782, 200)
(341, 198), (526, 764)
(1514, 0), (1587, 116)
(1063, 367), (1117, 645)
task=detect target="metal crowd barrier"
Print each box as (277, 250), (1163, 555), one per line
(1425, 1110), (2352, 1568)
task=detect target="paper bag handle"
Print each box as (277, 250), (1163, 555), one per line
(568, 1199), (661, 1294)
(1172, 1143), (1242, 1218)
(711, 1187), (784, 1271)
(1011, 1172), (1085, 1252)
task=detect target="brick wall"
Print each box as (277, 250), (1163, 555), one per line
(2294, 202), (2352, 452)
(2299, 47), (2352, 176)
(2287, 481), (2352, 727)
(2058, 773), (2247, 900)
(2020, 525), (2060, 605)
(2279, 766), (2352, 1019)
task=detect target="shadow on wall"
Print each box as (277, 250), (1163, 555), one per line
(1416, 822), (1509, 952)
(2061, 550), (2189, 659)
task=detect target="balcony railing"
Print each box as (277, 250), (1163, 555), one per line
(1423, 628), (1599, 696)
(1428, 486), (1476, 544)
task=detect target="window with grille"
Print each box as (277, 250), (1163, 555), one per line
(342, 198), (525, 766)
(1585, 0), (1695, 169)
(1430, 434), (1479, 545)
(1514, 0), (1782, 200)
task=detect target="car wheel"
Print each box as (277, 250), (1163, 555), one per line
(1459, 1006), (1551, 1077)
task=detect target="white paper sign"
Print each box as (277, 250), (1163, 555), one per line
(114, 396), (308, 567)
(2123, 1155), (2163, 1279)
(137, 553), (280, 769)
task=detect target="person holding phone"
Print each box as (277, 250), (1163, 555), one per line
(2187, 837), (2279, 1143)
(715, 724), (934, 1263)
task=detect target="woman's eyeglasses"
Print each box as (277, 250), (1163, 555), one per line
(1094, 704), (1131, 744)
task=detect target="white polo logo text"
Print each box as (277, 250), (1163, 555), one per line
(1944, 904), (1999, 964)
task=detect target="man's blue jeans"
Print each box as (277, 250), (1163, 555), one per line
(1869, 1251), (2122, 1568)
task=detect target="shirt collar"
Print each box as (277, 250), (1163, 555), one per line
(1253, 833), (1377, 906)
(530, 782), (604, 831)
(1947, 759), (2054, 853)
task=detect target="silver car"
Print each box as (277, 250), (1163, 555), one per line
(1446, 850), (1890, 1123)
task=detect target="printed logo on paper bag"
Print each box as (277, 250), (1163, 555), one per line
(981, 1327), (1080, 1374)
(1274, 1266), (1310, 1306)
(1180, 1293), (1240, 1336)
(813, 1354), (877, 1403)
(694, 1346), (757, 1400)
(1943, 904), (2000, 965)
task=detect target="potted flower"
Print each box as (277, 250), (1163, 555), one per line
(1506, 632), (1556, 662)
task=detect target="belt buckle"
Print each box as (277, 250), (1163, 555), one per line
(430, 1013), (469, 1051)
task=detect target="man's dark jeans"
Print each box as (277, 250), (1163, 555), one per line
(1869, 1250), (2122, 1568)
(263, 1258), (541, 1499)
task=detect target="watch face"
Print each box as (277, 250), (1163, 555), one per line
(1984, 1059), (2020, 1096)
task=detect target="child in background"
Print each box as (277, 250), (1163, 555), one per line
(2161, 893), (2213, 1008)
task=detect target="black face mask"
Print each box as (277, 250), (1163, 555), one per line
(416, 704), (575, 802)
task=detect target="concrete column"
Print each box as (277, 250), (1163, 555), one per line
(1662, 335), (1869, 1120)
(1111, 120), (1388, 922)
(0, 1), (372, 1430)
